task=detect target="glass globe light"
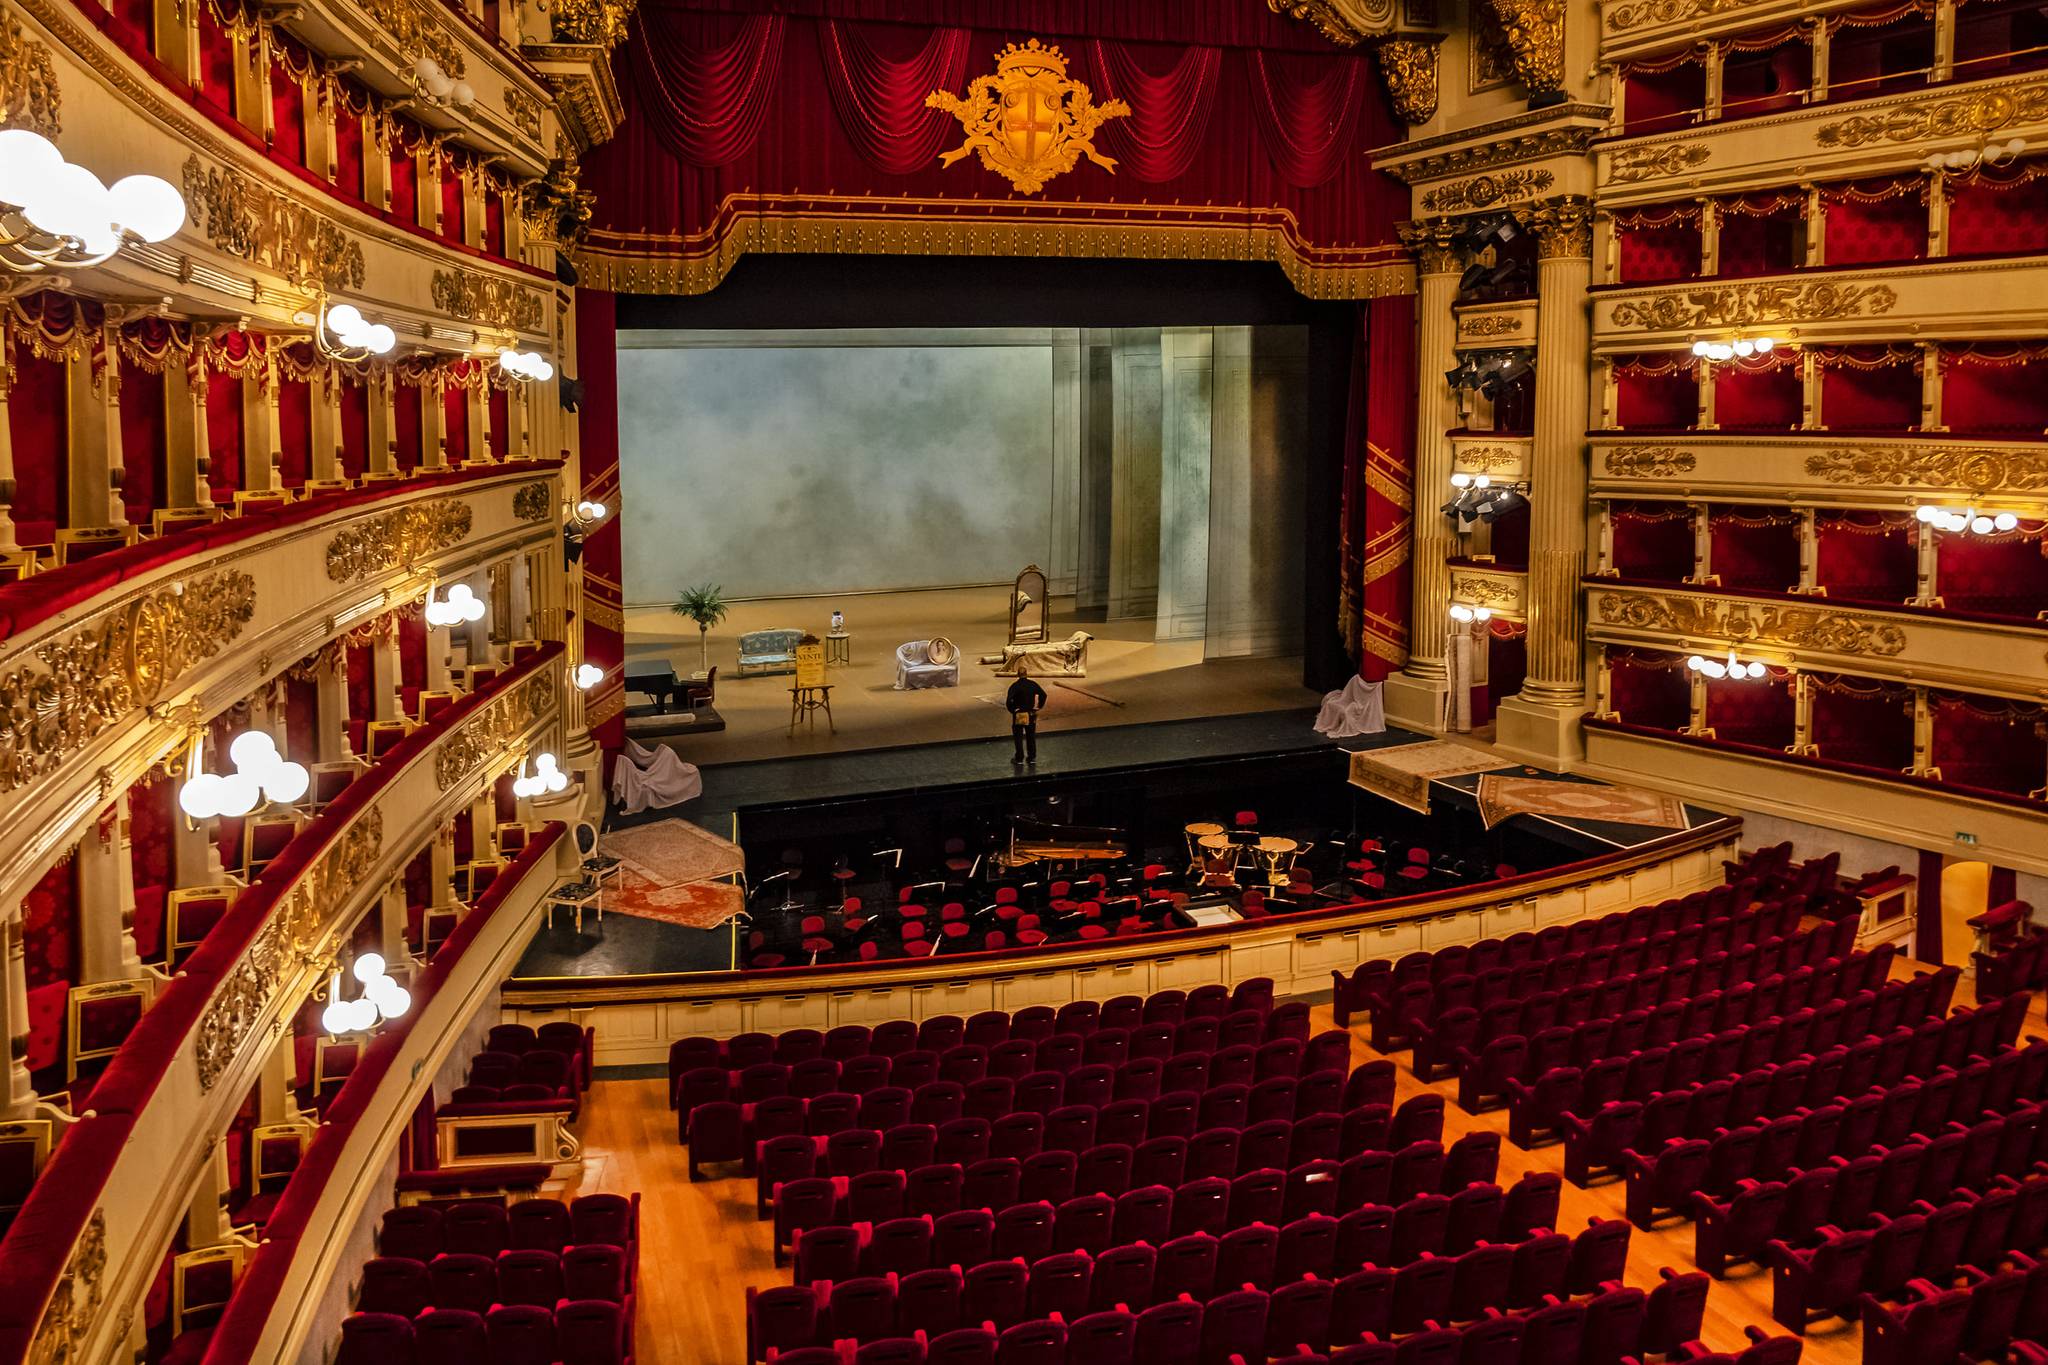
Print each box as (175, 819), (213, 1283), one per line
(451, 80), (474, 107)
(263, 761), (310, 805)
(0, 129), (64, 212)
(1995, 512), (2019, 532)
(107, 175), (185, 242)
(348, 997), (380, 1031)
(1916, 505), (1937, 522)
(229, 730), (279, 772)
(1972, 515), (1994, 534)
(179, 772), (223, 820)
(375, 983), (412, 1019)
(217, 770), (261, 817)
(1754, 337), (1774, 353)
(366, 324), (396, 354)
(352, 952), (387, 984)
(326, 304), (364, 336)
(23, 161), (108, 241)
(322, 998), (354, 1034)
(1692, 341), (1710, 356)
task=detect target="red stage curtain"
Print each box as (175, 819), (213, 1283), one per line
(1710, 505), (1800, 591)
(8, 351), (67, 541)
(1611, 501), (1693, 579)
(1946, 163), (2048, 257)
(1615, 366), (1697, 430)
(1819, 348), (1919, 428)
(1609, 649), (1689, 729)
(1339, 297), (1416, 682)
(575, 289), (626, 766)
(277, 376), (310, 489)
(1941, 347), (2048, 433)
(1810, 673), (1914, 769)
(338, 376), (369, 478)
(1821, 180), (1926, 264)
(117, 359), (166, 524)
(205, 372), (243, 501)
(393, 382), (423, 470)
(628, 11), (789, 166)
(1247, 48), (1365, 188)
(817, 20), (973, 175)
(1714, 358), (1802, 429)
(1706, 669), (1795, 749)
(20, 854), (76, 993)
(128, 775), (174, 963)
(1815, 511), (1916, 602)
(442, 386), (469, 464)
(1087, 39), (1222, 183)
(1930, 691), (2046, 798)
(1615, 219), (1701, 283)
(1936, 526), (2048, 618)
(271, 54), (305, 168)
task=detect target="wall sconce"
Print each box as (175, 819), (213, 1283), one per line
(1927, 137), (2026, 172)
(512, 752), (568, 797)
(1691, 336), (1776, 363)
(320, 953), (411, 1035)
(1688, 649), (1767, 680)
(177, 730), (310, 820)
(1449, 604), (1493, 623)
(572, 498), (608, 524)
(1917, 504), (2019, 535)
(424, 583), (486, 627)
(573, 662), (605, 690)
(498, 348), (555, 382)
(304, 301), (395, 361)
(410, 57), (475, 110)
(0, 129), (185, 273)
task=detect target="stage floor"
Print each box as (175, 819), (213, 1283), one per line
(620, 586), (1320, 764)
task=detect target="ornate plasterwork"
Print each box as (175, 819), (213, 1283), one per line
(1604, 0), (1763, 31)
(324, 501), (474, 582)
(1397, 217), (1462, 274)
(1372, 35), (1444, 125)
(505, 87), (544, 143)
(1462, 313), (1527, 338)
(1267, 0), (1398, 44)
(1598, 592), (1909, 655)
(363, 0), (466, 75)
(1379, 109), (1606, 184)
(1453, 444), (1528, 472)
(430, 269), (546, 332)
(0, 10), (61, 138)
(180, 155), (366, 293)
(552, 0), (637, 49)
(1453, 572), (1525, 609)
(30, 1208), (105, 1362)
(0, 571), (255, 795)
(1609, 280), (1898, 330)
(436, 670), (558, 790)
(1421, 167), (1553, 213)
(513, 482), (554, 523)
(1484, 0), (1566, 99)
(1804, 447), (2048, 492)
(1609, 143), (1710, 183)
(927, 42), (1131, 196)
(1532, 195), (1594, 258)
(522, 142), (594, 247)
(196, 810), (384, 1092)
(1817, 81), (2048, 149)
(1604, 447), (1697, 476)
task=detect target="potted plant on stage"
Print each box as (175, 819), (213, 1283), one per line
(672, 583), (730, 677)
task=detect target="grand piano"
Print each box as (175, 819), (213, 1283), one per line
(1002, 817), (1127, 868)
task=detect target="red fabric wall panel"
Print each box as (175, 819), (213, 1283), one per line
(1710, 510), (1800, 591)
(388, 144), (418, 222)
(440, 164), (463, 242)
(128, 775), (175, 963)
(398, 613), (427, 689)
(1827, 12), (1936, 101)
(1716, 211), (1802, 277)
(1616, 222), (1701, 283)
(1823, 194), (1925, 265)
(1355, 295), (1416, 681)
(333, 108), (366, 203)
(575, 289), (625, 763)
(1615, 370), (1696, 429)
(1936, 532), (2048, 618)
(1947, 173), (2048, 257)
(271, 59), (305, 167)
(1820, 361), (1919, 429)
(276, 377), (311, 489)
(117, 360), (167, 523)
(1713, 364), (1801, 429)
(345, 643), (373, 723)
(1811, 678), (1914, 770)
(1815, 514), (1916, 602)
(1705, 672), (1795, 749)
(1612, 504), (1693, 580)
(1620, 65), (1704, 135)
(488, 389), (510, 459)
(1610, 654), (1690, 729)
(392, 383), (423, 470)
(442, 387), (469, 464)
(485, 190), (505, 257)
(109, 0), (151, 47)
(20, 855), (76, 993)
(1931, 693), (2047, 797)
(1485, 626), (1526, 725)
(1719, 43), (1808, 119)
(196, 4), (237, 116)
(338, 377), (369, 479)
(206, 373), (243, 501)
(1942, 356), (2048, 433)
(9, 351), (68, 542)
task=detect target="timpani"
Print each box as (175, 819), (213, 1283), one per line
(1185, 822), (1225, 876)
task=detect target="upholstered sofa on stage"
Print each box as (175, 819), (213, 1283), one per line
(895, 638), (959, 690)
(737, 629), (803, 677)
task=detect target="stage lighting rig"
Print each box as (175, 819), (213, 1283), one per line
(1451, 212), (1519, 255)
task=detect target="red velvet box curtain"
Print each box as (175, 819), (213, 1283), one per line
(1931, 691), (2046, 798)
(1607, 649), (1689, 729)
(1610, 501), (1693, 580)
(583, 1), (1408, 295)
(1815, 511), (1917, 603)
(1810, 673), (1914, 770)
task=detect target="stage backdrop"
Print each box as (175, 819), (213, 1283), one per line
(617, 328), (1057, 603)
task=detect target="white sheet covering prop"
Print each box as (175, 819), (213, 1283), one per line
(610, 737), (704, 814)
(1315, 676), (1387, 739)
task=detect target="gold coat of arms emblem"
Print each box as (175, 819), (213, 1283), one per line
(926, 40), (1131, 195)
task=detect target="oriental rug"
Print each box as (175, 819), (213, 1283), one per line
(613, 871), (747, 930)
(1346, 739), (1504, 813)
(1475, 774), (1690, 830)
(603, 818), (745, 887)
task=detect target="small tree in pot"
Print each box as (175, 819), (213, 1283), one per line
(672, 583), (730, 675)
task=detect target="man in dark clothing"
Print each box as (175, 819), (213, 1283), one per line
(1006, 662), (1047, 764)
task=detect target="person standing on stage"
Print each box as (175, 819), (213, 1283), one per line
(1006, 661), (1047, 764)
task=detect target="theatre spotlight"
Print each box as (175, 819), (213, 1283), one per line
(1444, 356), (1481, 390)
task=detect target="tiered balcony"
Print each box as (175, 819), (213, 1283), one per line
(1590, 431), (2048, 508)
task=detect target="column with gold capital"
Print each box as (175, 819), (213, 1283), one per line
(1382, 219), (1464, 732)
(1495, 196), (1594, 768)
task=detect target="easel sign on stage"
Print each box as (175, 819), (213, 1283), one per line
(788, 634), (834, 734)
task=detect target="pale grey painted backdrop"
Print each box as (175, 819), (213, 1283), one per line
(616, 329), (1059, 604)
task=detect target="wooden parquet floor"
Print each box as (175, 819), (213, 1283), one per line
(559, 957), (2033, 1365)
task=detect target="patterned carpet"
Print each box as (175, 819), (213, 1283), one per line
(604, 818), (744, 886)
(613, 871), (746, 931)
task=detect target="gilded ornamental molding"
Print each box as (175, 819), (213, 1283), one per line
(1609, 144), (1710, 183)
(179, 155), (367, 293)
(430, 269), (547, 332)
(1609, 280), (1898, 330)
(324, 501), (474, 583)
(1804, 447), (2048, 492)
(1596, 592), (1909, 655)
(1420, 168), (1554, 213)
(0, 571), (255, 795)
(513, 482), (554, 523)
(1818, 81), (2048, 150)
(436, 669), (559, 790)
(1267, 0), (1398, 44)
(1604, 447), (1697, 477)
(1452, 567), (1527, 614)
(551, 0), (638, 49)
(1463, 314), (1527, 338)
(1604, 0), (1757, 30)
(1452, 442), (1530, 475)
(1378, 113), (1605, 184)
(363, 0), (467, 75)
(1531, 196), (1594, 259)
(1484, 0), (1566, 99)
(30, 1208), (105, 1362)
(1371, 36), (1445, 126)
(0, 9), (61, 138)
(505, 88), (544, 143)
(196, 811), (385, 1092)
(1397, 218), (1463, 274)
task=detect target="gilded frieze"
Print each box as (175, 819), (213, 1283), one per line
(324, 501), (474, 583)
(1609, 143), (1710, 183)
(551, 0), (637, 48)
(30, 1209), (105, 1362)
(1372, 36), (1443, 126)
(180, 155), (366, 293)
(0, 570), (255, 795)
(505, 88), (544, 143)
(1266, 0), (1398, 44)
(1453, 444), (1527, 473)
(1461, 313), (1527, 338)
(0, 10), (61, 138)
(1597, 592), (1909, 655)
(1609, 280), (1898, 330)
(1484, 0), (1566, 98)
(362, 0), (466, 76)
(1817, 82), (2048, 149)
(430, 269), (547, 332)
(436, 670), (559, 790)
(1803, 447), (2048, 492)
(1421, 168), (1554, 213)
(1605, 0), (1756, 31)
(1453, 573), (1525, 610)
(1604, 447), (1697, 477)
(513, 482), (555, 523)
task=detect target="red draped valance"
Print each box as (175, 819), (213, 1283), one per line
(582, 2), (1409, 297)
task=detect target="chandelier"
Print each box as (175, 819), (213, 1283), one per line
(0, 130), (185, 273)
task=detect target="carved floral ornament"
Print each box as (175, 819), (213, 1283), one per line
(1608, 143), (1710, 183)
(1397, 218), (1462, 274)
(1484, 0), (1567, 99)
(1609, 280), (1899, 330)
(513, 482), (554, 523)
(927, 41), (1131, 196)
(1421, 167), (1554, 213)
(1604, 446), (1698, 476)
(29, 1209), (105, 1361)
(1453, 444), (1528, 473)
(1605, 0), (1757, 33)
(435, 668), (559, 790)
(1452, 573), (1525, 609)
(430, 269), (547, 332)
(504, 87), (544, 143)
(1461, 313), (1527, 338)
(0, 9), (61, 139)
(1266, 0), (1399, 45)
(1597, 592), (1909, 656)
(1531, 196), (1594, 258)
(1804, 447), (2048, 492)
(363, 0), (466, 76)
(552, 0), (638, 49)
(1817, 81), (2048, 149)
(325, 500), (474, 583)
(180, 155), (366, 294)
(1371, 35), (1445, 126)
(0, 571), (256, 796)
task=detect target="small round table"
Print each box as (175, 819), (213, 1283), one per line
(825, 631), (852, 666)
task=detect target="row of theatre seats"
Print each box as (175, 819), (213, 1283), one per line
(1971, 900), (2048, 1000)
(337, 1192), (642, 1365)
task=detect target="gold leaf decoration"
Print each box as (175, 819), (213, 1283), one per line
(1609, 143), (1710, 183)
(1266, 0), (1398, 44)
(430, 269), (546, 332)
(180, 155), (365, 293)
(1604, 447), (1697, 477)
(552, 0), (637, 48)
(1372, 36), (1443, 126)
(1454, 444), (1527, 473)
(1804, 447), (2048, 492)
(30, 1209), (105, 1362)
(325, 501), (474, 583)
(1609, 281), (1898, 330)
(1461, 313), (1526, 338)
(437, 669), (560, 790)
(0, 571), (255, 795)
(362, 0), (465, 76)
(1422, 168), (1554, 213)
(1605, 0), (1756, 31)
(505, 87), (544, 142)
(0, 10), (61, 138)
(1483, 0), (1565, 98)
(1818, 82), (2048, 149)
(928, 41), (1130, 196)
(513, 482), (554, 523)
(1598, 592), (1909, 655)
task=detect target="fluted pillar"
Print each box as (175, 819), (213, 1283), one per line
(1382, 220), (1464, 732)
(1495, 197), (1594, 768)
